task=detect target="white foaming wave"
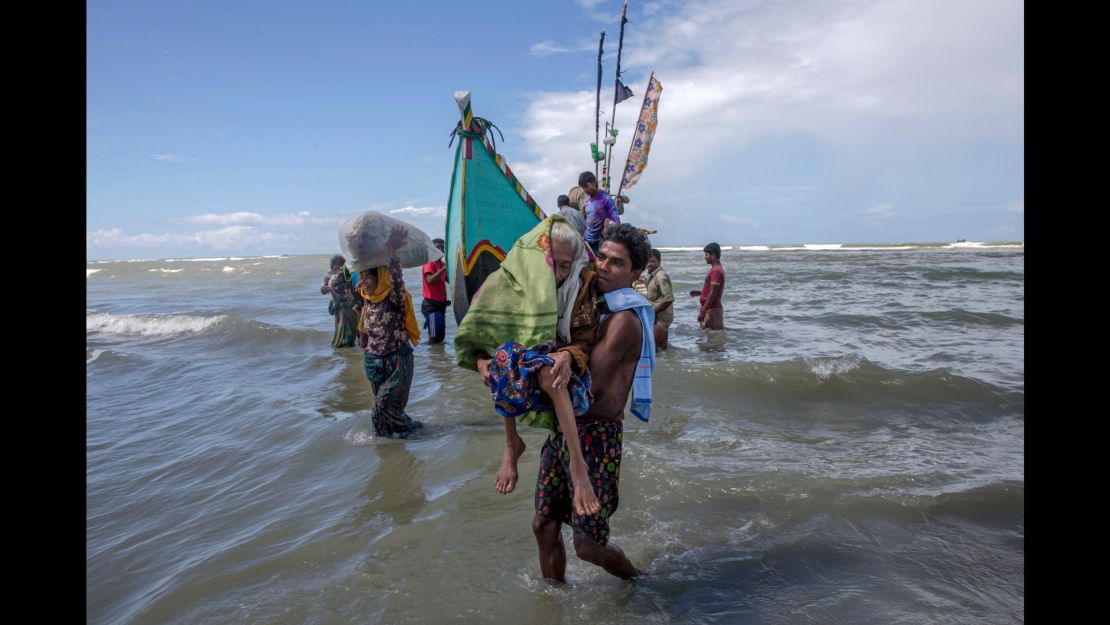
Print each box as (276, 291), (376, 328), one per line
(344, 426), (380, 446)
(86, 313), (226, 337)
(87, 269), (102, 278)
(736, 245), (771, 251)
(654, 246), (706, 252)
(946, 241), (1024, 249)
(841, 245), (915, 251)
(806, 354), (863, 381)
(161, 254), (288, 262)
(148, 268), (184, 273)
(86, 349), (106, 364)
(222, 266), (236, 272)
(771, 244), (891, 251)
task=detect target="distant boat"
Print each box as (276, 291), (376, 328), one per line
(956, 239), (966, 243)
(444, 91), (546, 325)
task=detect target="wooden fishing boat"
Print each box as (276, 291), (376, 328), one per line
(444, 91), (546, 324)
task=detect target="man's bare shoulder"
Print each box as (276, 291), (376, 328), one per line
(601, 309), (642, 349)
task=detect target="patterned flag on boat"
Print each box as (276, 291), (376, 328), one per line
(620, 74), (662, 191)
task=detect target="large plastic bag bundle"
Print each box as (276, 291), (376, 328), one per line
(567, 186), (587, 210)
(338, 211), (443, 271)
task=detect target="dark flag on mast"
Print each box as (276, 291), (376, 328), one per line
(612, 1), (630, 109)
(615, 78), (635, 104)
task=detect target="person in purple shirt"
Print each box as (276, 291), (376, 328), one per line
(579, 171), (620, 254)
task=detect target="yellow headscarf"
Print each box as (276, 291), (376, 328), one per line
(359, 266), (420, 346)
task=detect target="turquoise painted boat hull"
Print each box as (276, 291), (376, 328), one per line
(445, 92), (545, 325)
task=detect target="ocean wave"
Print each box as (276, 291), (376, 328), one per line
(655, 242), (1024, 253)
(917, 309), (1024, 326)
(669, 357), (1020, 416)
(945, 241), (1024, 249)
(86, 313), (227, 337)
(805, 353), (863, 381)
(173, 257), (232, 262)
(922, 267), (1024, 282)
(922, 481), (1024, 523)
(840, 245), (916, 251)
(85, 312), (327, 343)
(87, 269), (102, 278)
(798, 308), (1022, 329)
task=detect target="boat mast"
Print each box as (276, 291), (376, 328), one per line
(593, 32), (605, 179)
(603, 1), (630, 194)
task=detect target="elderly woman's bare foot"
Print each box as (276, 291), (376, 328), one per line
(494, 435), (526, 493)
(571, 472), (601, 516)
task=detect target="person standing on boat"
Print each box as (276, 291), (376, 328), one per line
(556, 194), (587, 237)
(689, 242), (726, 330)
(579, 171), (620, 255)
(357, 225), (424, 437)
(645, 249), (674, 350)
(421, 238), (450, 345)
(321, 255), (358, 348)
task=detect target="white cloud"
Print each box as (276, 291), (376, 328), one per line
(151, 153), (195, 162)
(87, 228), (171, 247)
(191, 226), (292, 249)
(89, 206), (448, 258)
(1007, 201), (1024, 213)
(863, 203), (895, 218)
(721, 214), (760, 228)
(385, 206), (449, 238)
(87, 226), (293, 250)
(642, 1), (678, 17)
(503, 0), (1022, 243)
(179, 212), (264, 225)
(176, 211), (342, 227)
(530, 40), (598, 57)
(532, 41), (573, 57)
(262, 212), (344, 227)
(389, 206), (447, 217)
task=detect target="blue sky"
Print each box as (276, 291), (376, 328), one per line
(87, 0), (1024, 260)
